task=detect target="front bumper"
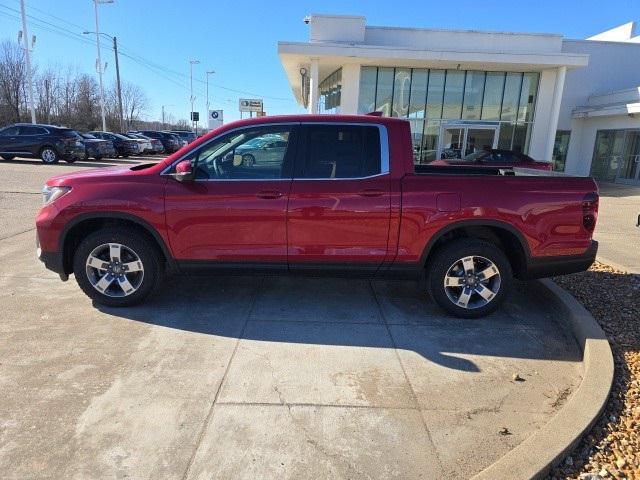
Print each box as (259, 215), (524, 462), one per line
(62, 145), (86, 160)
(36, 235), (67, 280)
(523, 240), (598, 279)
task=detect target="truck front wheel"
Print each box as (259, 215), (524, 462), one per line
(427, 238), (512, 318)
(73, 227), (162, 307)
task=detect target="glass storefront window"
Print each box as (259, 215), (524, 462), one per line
(319, 68), (342, 114)
(358, 66), (538, 163)
(481, 72), (505, 121)
(358, 67), (377, 114)
(426, 70), (445, 119)
(462, 71), (485, 120)
(409, 119), (425, 163)
(442, 70), (465, 119)
(501, 73), (522, 122)
(408, 69), (428, 119)
(552, 130), (571, 172)
(423, 121), (440, 163)
(518, 72), (539, 122)
(498, 122), (515, 150)
(375, 67), (394, 116)
(392, 68), (411, 117)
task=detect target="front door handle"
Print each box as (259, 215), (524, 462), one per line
(256, 190), (283, 199)
(358, 189), (385, 198)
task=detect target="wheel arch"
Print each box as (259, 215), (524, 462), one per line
(59, 212), (174, 275)
(420, 220), (530, 279)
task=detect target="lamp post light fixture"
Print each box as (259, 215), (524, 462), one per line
(91, 0), (114, 132)
(189, 59), (200, 132)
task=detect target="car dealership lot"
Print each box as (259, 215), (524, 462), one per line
(1, 157), (585, 479)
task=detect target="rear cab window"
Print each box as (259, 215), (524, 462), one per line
(296, 124), (383, 179)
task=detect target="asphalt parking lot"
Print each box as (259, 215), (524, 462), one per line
(1, 157), (585, 479)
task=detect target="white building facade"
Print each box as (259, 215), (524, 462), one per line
(278, 15), (640, 185)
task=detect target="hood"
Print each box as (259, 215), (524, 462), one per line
(46, 165), (134, 186)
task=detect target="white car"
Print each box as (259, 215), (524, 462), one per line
(125, 133), (153, 154)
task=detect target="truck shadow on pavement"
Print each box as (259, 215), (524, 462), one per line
(95, 275), (583, 373)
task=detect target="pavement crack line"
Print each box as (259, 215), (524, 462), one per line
(180, 276), (266, 480)
(0, 227), (35, 241)
(368, 280), (447, 475)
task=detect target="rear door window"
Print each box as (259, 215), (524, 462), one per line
(297, 125), (382, 179)
(19, 126), (47, 135)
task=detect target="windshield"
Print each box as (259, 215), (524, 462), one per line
(81, 133), (96, 139)
(112, 133), (130, 140)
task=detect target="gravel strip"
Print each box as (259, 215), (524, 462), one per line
(548, 262), (640, 480)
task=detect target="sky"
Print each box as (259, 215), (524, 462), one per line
(0, 0), (637, 125)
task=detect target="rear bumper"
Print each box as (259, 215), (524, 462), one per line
(523, 241), (598, 279)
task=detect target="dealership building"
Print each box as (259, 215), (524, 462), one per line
(278, 15), (640, 185)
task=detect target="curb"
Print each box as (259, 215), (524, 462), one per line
(472, 279), (614, 480)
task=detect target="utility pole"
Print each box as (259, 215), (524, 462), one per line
(206, 70), (215, 121)
(189, 59), (200, 133)
(161, 105), (174, 129)
(92, 0), (113, 132)
(19, 0), (36, 124)
(113, 36), (124, 132)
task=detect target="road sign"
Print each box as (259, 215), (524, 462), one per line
(208, 109), (223, 129)
(190, 111), (199, 122)
(239, 98), (263, 113)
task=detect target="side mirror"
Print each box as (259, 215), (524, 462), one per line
(170, 159), (195, 182)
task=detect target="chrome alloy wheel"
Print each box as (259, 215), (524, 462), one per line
(85, 243), (144, 297)
(443, 255), (501, 310)
(41, 148), (57, 163)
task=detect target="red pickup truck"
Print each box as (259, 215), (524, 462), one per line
(36, 115), (599, 318)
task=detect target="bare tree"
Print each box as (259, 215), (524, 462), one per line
(35, 66), (59, 124)
(121, 82), (148, 130)
(0, 40), (26, 123)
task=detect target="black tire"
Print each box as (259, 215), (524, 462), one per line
(121, 154), (129, 158)
(427, 238), (512, 318)
(73, 227), (162, 307)
(242, 154), (255, 167)
(1, 155), (14, 161)
(64, 157), (77, 163)
(40, 147), (59, 164)
(94, 155), (103, 161)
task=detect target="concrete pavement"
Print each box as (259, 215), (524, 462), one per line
(0, 157), (590, 479)
(595, 182), (640, 274)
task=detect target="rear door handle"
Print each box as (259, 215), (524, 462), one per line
(358, 189), (385, 198)
(256, 190), (283, 199)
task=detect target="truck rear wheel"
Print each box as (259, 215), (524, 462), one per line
(73, 227), (162, 307)
(427, 238), (512, 318)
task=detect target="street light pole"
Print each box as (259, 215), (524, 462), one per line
(19, 0), (36, 124)
(83, 28), (122, 132)
(92, 0), (109, 131)
(189, 59), (200, 133)
(161, 105), (174, 129)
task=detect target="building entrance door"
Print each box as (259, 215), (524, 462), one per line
(438, 122), (499, 159)
(616, 131), (640, 185)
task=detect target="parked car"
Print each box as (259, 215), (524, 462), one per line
(234, 135), (288, 167)
(122, 133), (152, 154)
(0, 123), (85, 164)
(135, 130), (181, 154)
(36, 114), (599, 318)
(78, 133), (116, 160)
(168, 130), (196, 144)
(431, 149), (552, 171)
(129, 133), (163, 154)
(88, 131), (140, 158)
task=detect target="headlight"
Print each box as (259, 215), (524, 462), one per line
(42, 186), (71, 205)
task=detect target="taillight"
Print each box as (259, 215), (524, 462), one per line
(582, 192), (598, 231)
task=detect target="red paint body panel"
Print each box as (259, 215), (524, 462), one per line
(36, 114), (598, 278)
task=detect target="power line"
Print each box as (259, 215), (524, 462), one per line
(1, 0), (298, 104)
